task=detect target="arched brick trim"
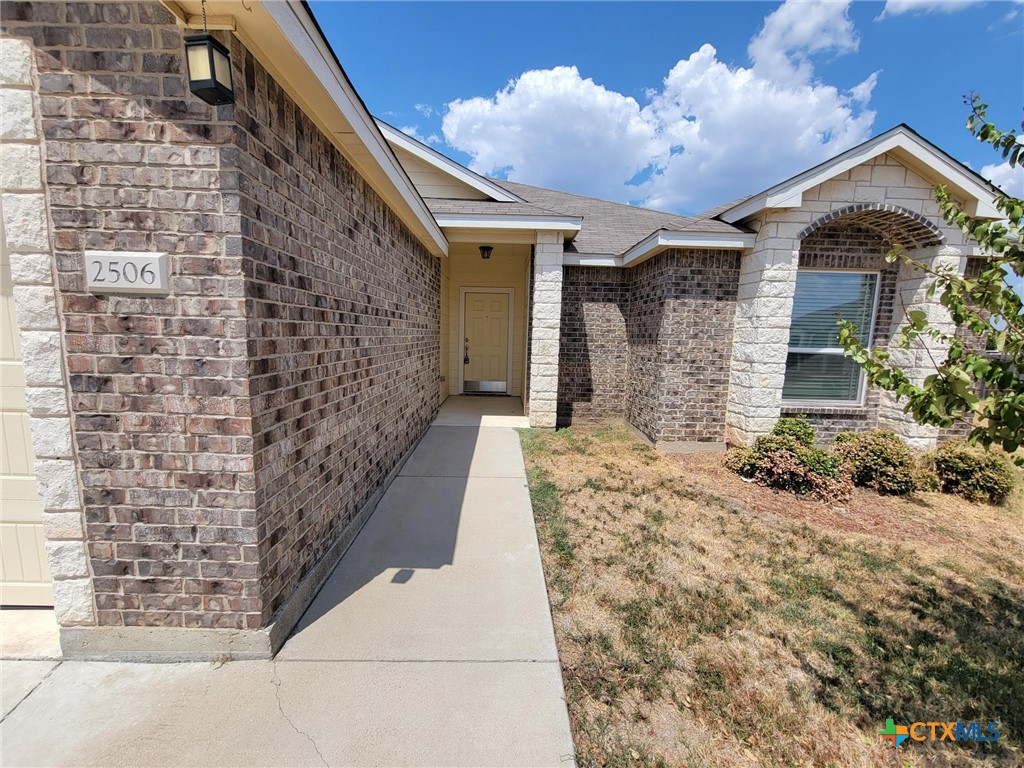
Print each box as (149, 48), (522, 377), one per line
(799, 203), (944, 249)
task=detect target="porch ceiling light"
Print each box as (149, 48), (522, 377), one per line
(185, 33), (234, 105)
(479, 245), (493, 260)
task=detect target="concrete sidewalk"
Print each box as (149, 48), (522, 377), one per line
(0, 397), (575, 768)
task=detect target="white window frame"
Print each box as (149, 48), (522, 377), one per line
(781, 268), (882, 408)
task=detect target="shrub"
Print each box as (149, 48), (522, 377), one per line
(833, 430), (917, 496)
(771, 417), (816, 447)
(932, 441), (1017, 505)
(726, 424), (851, 502)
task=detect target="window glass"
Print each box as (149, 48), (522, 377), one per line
(782, 271), (878, 403)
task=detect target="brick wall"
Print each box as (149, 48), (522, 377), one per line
(554, 250), (741, 443)
(3, 1), (439, 633)
(232, 42), (439, 621)
(781, 222), (899, 445)
(557, 266), (629, 425)
(655, 249), (740, 443)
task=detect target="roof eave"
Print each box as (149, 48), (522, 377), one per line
(166, 0), (449, 257)
(719, 125), (1002, 224)
(620, 230), (756, 267)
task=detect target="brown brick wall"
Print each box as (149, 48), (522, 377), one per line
(559, 250), (740, 443)
(231, 42), (440, 621)
(782, 222), (899, 445)
(4, 2), (439, 630)
(3, 2), (257, 629)
(557, 267), (629, 425)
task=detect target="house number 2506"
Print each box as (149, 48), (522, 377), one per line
(84, 251), (169, 295)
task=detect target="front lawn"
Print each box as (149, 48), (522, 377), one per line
(520, 426), (1023, 768)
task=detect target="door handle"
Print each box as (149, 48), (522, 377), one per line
(464, 337), (470, 365)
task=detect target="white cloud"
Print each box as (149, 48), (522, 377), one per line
(414, 103), (434, 117)
(877, 0), (985, 18)
(982, 160), (1024, 197)
(442, 0), (876, 213)
(399, 125), (442, 145)
(442, 67), (663, 202)
(748, 0), (859, 82)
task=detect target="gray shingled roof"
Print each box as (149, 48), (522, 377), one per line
(488, 179), (748, 255)
(424, 198), (569, 218)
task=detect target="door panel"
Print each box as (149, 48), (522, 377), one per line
(463, 292), (509, 393)
(0, 238), (52, 606)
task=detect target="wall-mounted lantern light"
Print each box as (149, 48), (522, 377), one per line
(185, 33), (234, 105)
(479, 245), (493, 260)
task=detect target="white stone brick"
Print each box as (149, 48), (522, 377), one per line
(26, 386), (69, 416)
(0, 38), (33, 85)
(13, 284), (57, 330)
(817, 179), (856, 201)
(853, 185), (886, 203)
(1, 142), (42, 190)
(8, 252), (52, 284)
(42, 511), (85, 540)
(871, 165), (906, 187)
(20, 330), (64, 386)
(29, 416), (73, 458)
(0, 88), (36, 139)
(53, 579), (95, 626)
(45, 540), (89, 579)
(34, 458), (80, 511)
(848, 165), (872, 182)
(1, 192), (49, 250)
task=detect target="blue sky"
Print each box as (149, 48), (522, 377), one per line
(309, 0), (1023, 215)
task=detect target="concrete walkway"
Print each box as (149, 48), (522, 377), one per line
(0, 397), (575, 768)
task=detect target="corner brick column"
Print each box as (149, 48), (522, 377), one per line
(725, 229), (799, 446)
(877, 244), (966, 449)
(528, 231), (563, 428)
(1, 36), (95, 625)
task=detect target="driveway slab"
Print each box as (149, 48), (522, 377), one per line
(1, 660), (57, 719)
(0, 659), (573, 768)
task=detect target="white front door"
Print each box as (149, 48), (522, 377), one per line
(463, 291), (510, 394)
(0, 241), (53, 606)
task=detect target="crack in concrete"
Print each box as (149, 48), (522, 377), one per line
(270, 659), (330, 768)
(0, 660), (62, 725)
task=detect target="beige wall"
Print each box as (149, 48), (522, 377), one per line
(393, 147), (489, 200)
(447, 244), (530, 398)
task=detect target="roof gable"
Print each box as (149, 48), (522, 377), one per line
(720, 125), (1002, 223)
(378, 121), (525, 203)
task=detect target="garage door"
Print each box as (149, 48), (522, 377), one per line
(0, 235), (53, 606)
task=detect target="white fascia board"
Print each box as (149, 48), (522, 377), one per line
(434, 214), (583, 232)
(563, 254), (622, 267)
(721, 127), (1001, 223)
(621, 230), (756, 267)
(377, 122), (525, 204)
(258, 2), (448, 256)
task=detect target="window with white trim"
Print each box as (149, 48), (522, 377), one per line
(781, 270), (880, 404)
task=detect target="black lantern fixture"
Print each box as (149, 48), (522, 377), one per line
(479, 245), (493, 260)
(184, 1), (233, 105)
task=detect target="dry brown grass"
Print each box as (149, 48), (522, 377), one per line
(520, 425), (1024, 768)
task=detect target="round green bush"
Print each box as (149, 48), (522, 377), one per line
(933, 441), (1017, 505)
(771, 417), (816, 447)
(833, 429), (917, 496)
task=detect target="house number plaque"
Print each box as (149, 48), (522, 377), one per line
(84, 251), (169, 295)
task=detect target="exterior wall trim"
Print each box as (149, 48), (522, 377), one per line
(621, 230), (756, 267)
(435, 214), (583, 232)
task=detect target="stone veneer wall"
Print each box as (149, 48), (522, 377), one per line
(780, 223), (899, 445)
(557, 266), (629, 425)
(232, 42), (439, 622)
(559, 250), (740, 444)
(2, 2), (439, 642)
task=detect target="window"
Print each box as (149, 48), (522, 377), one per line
(781, 270), (879, 404)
